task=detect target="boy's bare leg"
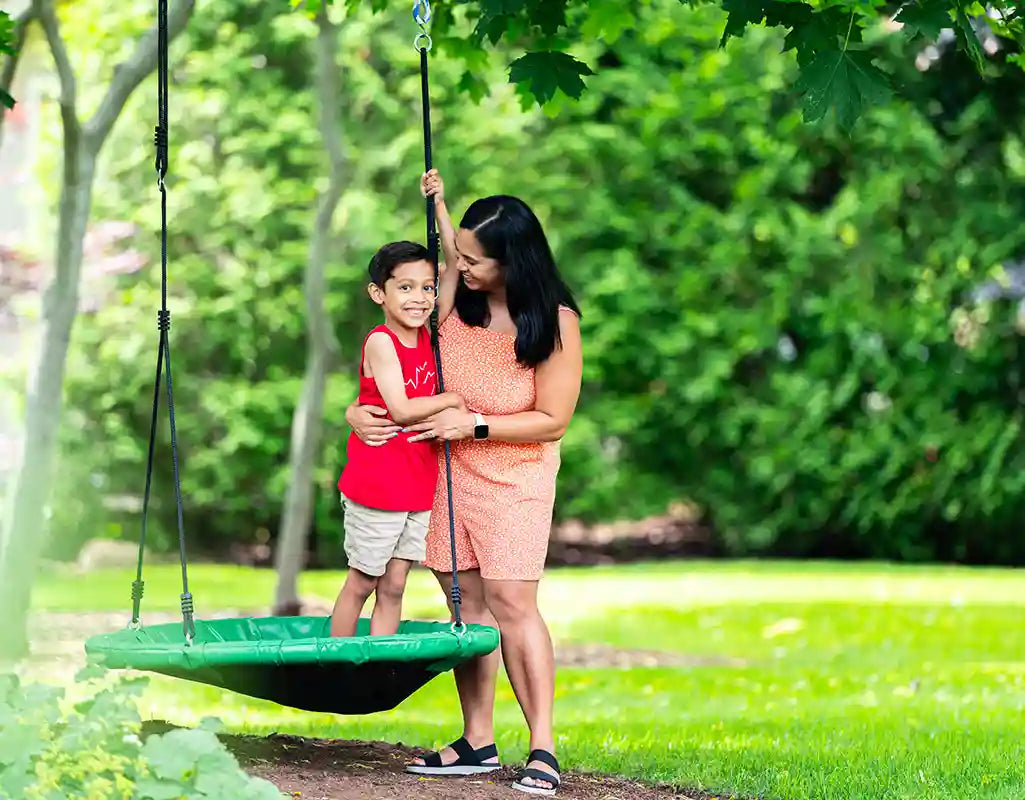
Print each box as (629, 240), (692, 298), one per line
(370, 558), (413, 636)
(330, 568), (377, 637)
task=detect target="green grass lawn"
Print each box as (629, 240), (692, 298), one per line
(32, 559), (1025, 800)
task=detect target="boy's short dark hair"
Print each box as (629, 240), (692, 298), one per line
(368, 241), (430, 287)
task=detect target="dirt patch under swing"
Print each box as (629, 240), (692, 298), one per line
(142, 722), (729, 800)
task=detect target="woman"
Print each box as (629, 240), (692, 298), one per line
(344, 170), (582, 796)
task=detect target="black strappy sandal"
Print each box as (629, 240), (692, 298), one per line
(405, 736), (501, 776)
(512, 749), (561, 796)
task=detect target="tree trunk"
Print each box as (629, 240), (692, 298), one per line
(0, 0), (195, 660)
(0, 150), (93, 659)
(272, 6), (344, 615)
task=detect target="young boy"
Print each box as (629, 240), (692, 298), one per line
(330, 240), (464, 638)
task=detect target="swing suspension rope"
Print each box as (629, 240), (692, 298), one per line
(414, 0), (465, 633)
(131, 0), (195, 643)
(128, 0), (462, 639)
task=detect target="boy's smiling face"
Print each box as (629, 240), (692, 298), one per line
(368, 258), (437, 330)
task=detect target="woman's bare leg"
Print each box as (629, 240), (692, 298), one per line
(484, 578), (558, 791)
(410, 568), (502, 765)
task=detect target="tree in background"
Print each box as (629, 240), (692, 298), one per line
(271, 3), (345, 615)
(0, 0), (196, 659)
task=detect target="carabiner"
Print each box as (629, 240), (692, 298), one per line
(413, 0), (432, 27)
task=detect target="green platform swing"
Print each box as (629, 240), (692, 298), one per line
(83, 0), (499, 716)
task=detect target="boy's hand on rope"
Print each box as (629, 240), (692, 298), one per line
(421, 168), (445, 204)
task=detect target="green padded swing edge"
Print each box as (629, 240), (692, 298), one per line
(84, 617), (500, 674)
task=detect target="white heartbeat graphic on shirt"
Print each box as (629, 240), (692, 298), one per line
(406, 361), (436, 390)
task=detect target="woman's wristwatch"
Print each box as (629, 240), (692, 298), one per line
(472, 413), (489, 440)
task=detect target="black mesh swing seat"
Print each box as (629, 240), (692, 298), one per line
(82, 0), (498, 716)
(85, 617), (499, 715)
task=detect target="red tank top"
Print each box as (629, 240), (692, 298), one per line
(337, 324), (439, 511)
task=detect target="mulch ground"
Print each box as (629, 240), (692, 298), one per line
(161, 726), (719, 800)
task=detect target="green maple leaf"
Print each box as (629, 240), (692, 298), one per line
(2, 10), (18, 108)
(0, 11), (15, 56)
(526, 0), (568, 37)
(337, 0), (394, 12)
(895, 0), (953, 40)
(780, 5), (848, 65)
(579, 0), (636, 44)
(458, 69), (490, 103)
(720, 0), (766, 47)
(508, 50), (594, 105)
(480, 0), (526, 13)
(954, 7), (985, 72)
(794, 47), (893, 131)
(472, 0), (527, 43)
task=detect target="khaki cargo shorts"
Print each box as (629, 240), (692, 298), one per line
(340, 493), (430, 577)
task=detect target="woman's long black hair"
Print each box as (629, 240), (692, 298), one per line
(454, 195), (581, 368)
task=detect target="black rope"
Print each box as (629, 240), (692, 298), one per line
(417, 7), (463, 627)
(131, 0), (195, 641)
(131, 338), (162, 626)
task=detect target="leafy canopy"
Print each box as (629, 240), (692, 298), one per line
(298, 0), (1025, 130)
(4, 2), (1019, 125)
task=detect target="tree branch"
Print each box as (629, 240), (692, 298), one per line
(84, 0), (196, 153)
(33, 0), (81, 177)
(316, 7), (347, 194)
(0, 7), (36, 147)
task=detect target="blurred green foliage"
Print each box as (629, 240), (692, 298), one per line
(41, 0), (1025, 564)
(317, 0), (1025, 129)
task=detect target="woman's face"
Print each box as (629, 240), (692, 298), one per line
(455, 228), (502, 292)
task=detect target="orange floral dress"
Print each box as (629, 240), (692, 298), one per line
(423, 310), (568, 581)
